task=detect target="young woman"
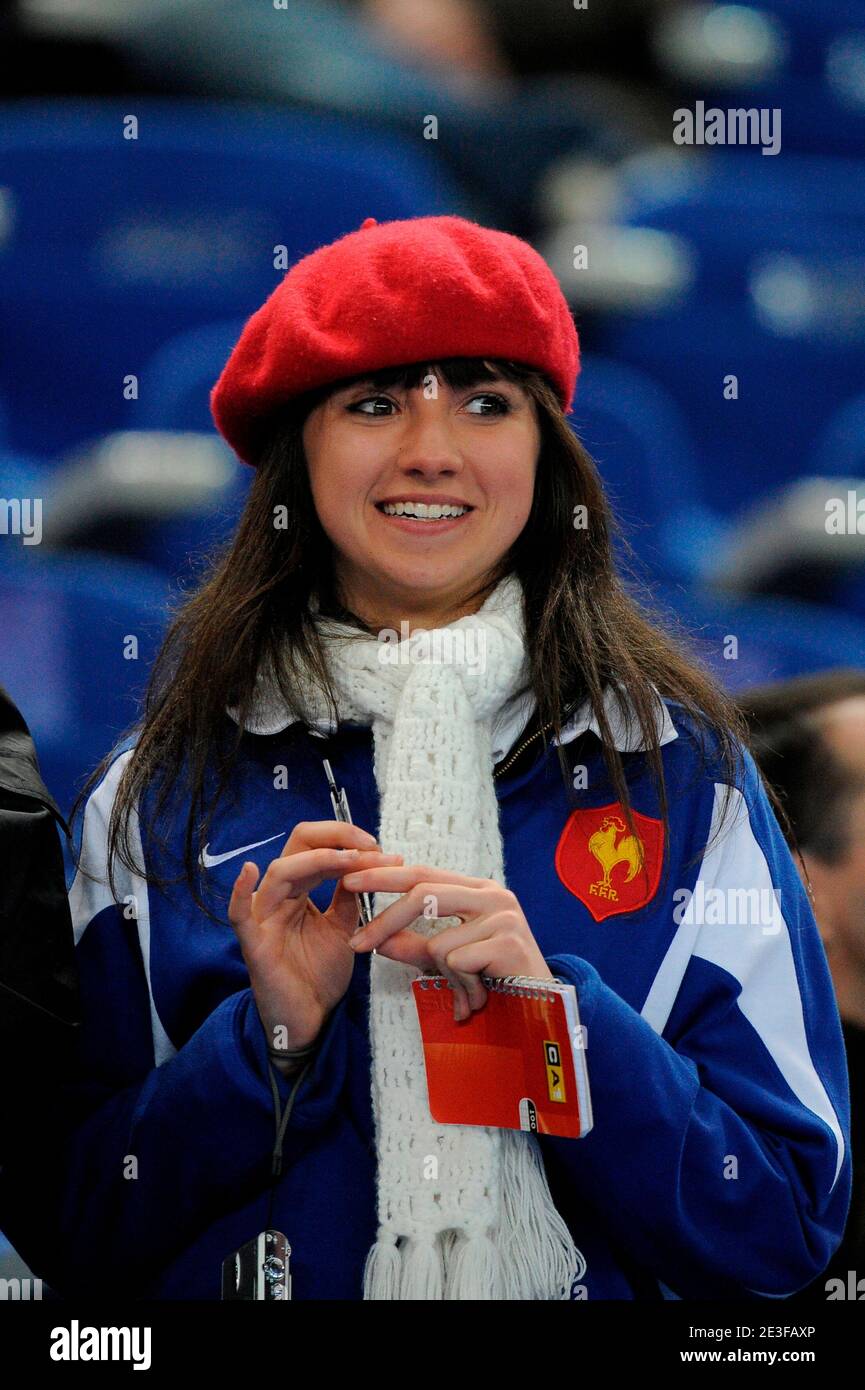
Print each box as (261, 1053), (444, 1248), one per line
(0, 215), (850, 1300)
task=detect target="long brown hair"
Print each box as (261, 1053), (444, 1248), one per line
(71, 355), (755, 923)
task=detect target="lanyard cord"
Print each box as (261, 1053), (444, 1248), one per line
(265, 1059), (314, 1232)
(259, 728), (337, 1235)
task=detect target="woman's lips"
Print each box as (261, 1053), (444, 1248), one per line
(373, 507), (474, 536)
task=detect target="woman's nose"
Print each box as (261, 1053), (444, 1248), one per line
(395, 400), (464, 475)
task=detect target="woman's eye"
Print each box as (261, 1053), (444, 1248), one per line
(464, 393), (510, 415)
(347, 392), (510, 416)
(349, 395), (395, 416)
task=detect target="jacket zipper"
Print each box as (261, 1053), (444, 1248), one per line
(493, 719), (555, 780)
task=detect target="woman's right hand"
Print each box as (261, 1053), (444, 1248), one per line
(228, 820), (403, 1053)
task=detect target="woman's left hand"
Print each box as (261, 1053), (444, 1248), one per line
(340, 863), (555, 1021)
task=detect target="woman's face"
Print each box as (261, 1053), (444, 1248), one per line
(302, 367), (540, 627)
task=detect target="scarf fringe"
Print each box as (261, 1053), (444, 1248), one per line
(398, 1234), (446, 1300)
(444, 1230), (502, 1300)
(498, 1129), (587, 1300)
(364, 1228), (504, 1300)
(363, 1172), (585, 1302)
(362, 1230), (402, 1301)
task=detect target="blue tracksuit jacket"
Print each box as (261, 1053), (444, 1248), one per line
(0, 689), (851, 1300)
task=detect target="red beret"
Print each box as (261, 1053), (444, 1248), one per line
(210, 214), (580, 466)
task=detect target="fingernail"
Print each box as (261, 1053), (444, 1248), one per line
(342, 871), (361, 886)
(339, 848), (361, 858)
(359, 831), (378, 846)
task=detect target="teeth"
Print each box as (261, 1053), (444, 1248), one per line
(381, 502), (468, 519)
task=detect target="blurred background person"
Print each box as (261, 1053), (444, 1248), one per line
(0, 684), (79, 1297)
(739, 669), (865, 1300)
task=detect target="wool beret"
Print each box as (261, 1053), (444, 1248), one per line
(210, 214), (580, 466)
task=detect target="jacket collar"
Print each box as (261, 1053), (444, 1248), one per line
(228, 680), (678, 758)
(493, 682), (678, 763)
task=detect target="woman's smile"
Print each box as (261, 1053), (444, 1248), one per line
(372, 494), (476, 538)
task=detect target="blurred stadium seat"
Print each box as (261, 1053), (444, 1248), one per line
(810, 390), (865, 477)
(38, 429), (250, 580)
(0, 448), (50, 509)
(808, 399), (865, 620)
(648, 580), (865, 692)
(756, 0), (865, 59)
(0, 549), (170, 821)
(544, 151), (865, 519)
(735, 0), (865, 157)
(654, 0), (865, 155)
(137, 319), (247, 435)
(0, 98), (472, 459)
(570, 353), (728, 582)
(594, 248), (865, 517)
(615, 150), (865, 233)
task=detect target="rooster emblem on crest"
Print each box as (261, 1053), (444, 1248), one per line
(587, 815), (644, 901)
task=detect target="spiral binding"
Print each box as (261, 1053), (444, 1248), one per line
(416, 972), (561, 1002)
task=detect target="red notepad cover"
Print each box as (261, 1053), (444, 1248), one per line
(411, 977), (591, 1139)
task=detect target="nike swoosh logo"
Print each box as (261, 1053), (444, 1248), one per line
(199, 832), (287, 869)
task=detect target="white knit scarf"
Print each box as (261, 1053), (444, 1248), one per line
(288, 572), (584, 1299)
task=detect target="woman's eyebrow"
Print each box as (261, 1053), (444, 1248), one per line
(339, 379), (375, 393)
(341, 373), (516, 396)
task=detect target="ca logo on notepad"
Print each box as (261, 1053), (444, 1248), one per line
(544, 1041), (566, 1103)
(555, 801), (664, 922)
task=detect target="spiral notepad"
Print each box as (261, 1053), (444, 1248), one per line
(411, 974), (592, 1139)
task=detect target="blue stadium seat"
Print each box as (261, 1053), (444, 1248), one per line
(138, 319), (247, 435)
(0, 99), (471, 459)
(603, 153), (865, 513)
(680, 1), (865, 156)
(808, 393), (865, 622)
(618, 152), (865, 233)
(570, 355), (728, 583)
(0, 550), (170, 820)
(645, 581), (865, 692)
(810, 390), (865, 477)
(596, 234), (865, 515)
(619, 197), (865, 300)
(4, 430), (247, 582)
(0, 449), (51, 524)
(745, 0), (865, 78)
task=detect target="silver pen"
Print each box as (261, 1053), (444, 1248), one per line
(321, 758), (375, 932)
